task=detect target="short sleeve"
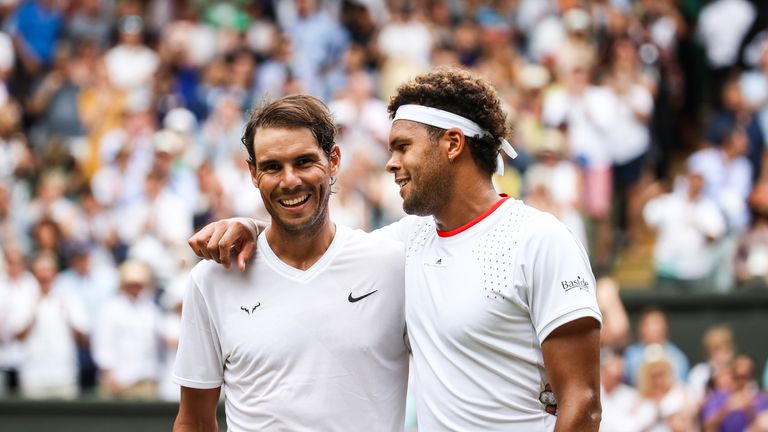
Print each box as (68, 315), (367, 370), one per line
(172, 273), (224, 389)
(370, 215), (424, 245)
(521, 218), (602, 342)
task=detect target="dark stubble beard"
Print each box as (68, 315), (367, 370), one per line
(402, 148), (452, 216)
(272, 183), (332, 235)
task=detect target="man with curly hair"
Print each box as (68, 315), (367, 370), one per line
(190, 68), (602, 431)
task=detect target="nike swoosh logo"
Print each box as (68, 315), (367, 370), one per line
(348, 290), (378, 303)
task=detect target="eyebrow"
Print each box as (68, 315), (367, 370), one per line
(388, 136), (410, 152)
(257, 151), (321, 167)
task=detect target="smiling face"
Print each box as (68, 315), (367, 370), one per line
(249, 127), (339, 234)
(385, 120), (451, 216)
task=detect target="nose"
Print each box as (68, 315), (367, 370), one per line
(385, 153), (400, 174)
(280, 166), (302, 189)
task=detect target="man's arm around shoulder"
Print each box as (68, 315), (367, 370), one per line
(173, 386), (221, 432)
(542, 317), (602, 432)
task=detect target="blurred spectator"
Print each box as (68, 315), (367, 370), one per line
(523, 128), (586, 246)
(704, 75), (765, 182)
(625, 308), (690, 386)
(687, 325), (737, 405)
(9, 252), (89, 399)
(635, 345), (698, 432)
(0, 101), (33, 183)
(688, 127), (754, 292)
(377, 6), (432, 100)
(65, 0), (112, 49)
(741, 41), (768, 145)
(702, 355), (768, 432)
(734, 184), (768, 288)
(600, 348), (656, 432)
(93, 260), (161, 400)
(55, 241), (118, 393)
(596, 276), (630, 350)
(697, 0), (756, 107)
(6, 0), (64, 80)
(157, 271), (186, 402)
(280, 0), (349, 100)
(643, 169), (727, 290)
(0, 246), (38, 396)
(104, 15), (159, 93)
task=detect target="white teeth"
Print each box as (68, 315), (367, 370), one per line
(281, 195), (309, 206)
(397, 180), (409, 187)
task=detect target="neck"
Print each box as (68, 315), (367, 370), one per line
(266, 218), (336, 270)
(432, 172), (500, 232)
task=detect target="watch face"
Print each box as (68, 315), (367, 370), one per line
(539, 390), (557, 406)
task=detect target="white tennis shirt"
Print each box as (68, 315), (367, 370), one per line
(376, 197), (602, 431)
(173, 225), (408, 431)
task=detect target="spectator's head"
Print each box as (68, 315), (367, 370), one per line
(2, 245), (27, 279)
(296, 0), (317, 18)
(242, 95), (340, 234)
(31, 252), (59, 293)
(119, 259), (153, 299)
(733, 354), (755, 391)
(65, 241), (92, 275)
(685, 169), (705, 199)
(32, 218), (62, 254)
(637, 344), (675, 398)
(385, 67), (509, 215)
(702, 325), (735, 367)
(600, 349), (626, 393)
(118, 15), (144, 46)
(152, 130), (184, 175)
(0, 102), (22, 138)
(722, 128), (748, 158)
(722, 74), (745, 111)
(638, 308), (669, 344)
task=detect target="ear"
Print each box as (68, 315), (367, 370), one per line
(247, 162), (259, 188)
(328, 145), (341, 177)
(444, 128), (466, 162)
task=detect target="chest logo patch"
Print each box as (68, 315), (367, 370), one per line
(561, 276), (590, 292)
(424, 257), (449, 268)
(348, 290), (378, 303)
(240, 303), (261, 315)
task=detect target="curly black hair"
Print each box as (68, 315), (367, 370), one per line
(242, 95), (337, 166)
(387, 67), (510, 175)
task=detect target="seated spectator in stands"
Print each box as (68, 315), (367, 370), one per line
(600, 349), (656, 432)
(93, 260), (161, 400)
(625, 308), (690, 386)
(104, 15), (159, 92)
(9, 252), (89, 399)
(643, 169), (727, 291)
(688, 325), (737, 405)
(55, 240), (118, 393)
(702, 355), (768, 432)
(705, 74), (765, 182)
(0, 246), (39, 396)
(636, 345), (698, 431)
(734, 186), (768, 289)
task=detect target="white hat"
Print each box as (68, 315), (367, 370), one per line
(163, 108), (197, 134)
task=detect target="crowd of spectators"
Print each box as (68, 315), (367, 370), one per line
(1, 0), (768, 423)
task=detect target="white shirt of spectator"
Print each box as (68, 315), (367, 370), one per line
(697, 0), (756, 67)
(8, 288), (89, 394)
(644, 184), (727, 280)
(104, 44), (160, 91)
(542, 85), (615, 167)
(600, 383), (657, 432)
(687, 147), (753, 231)
(93, 292), (162, 387)
(605, 84), (654, 165)
(0, 271), (38, 370)
(173, 225), (408, 432)
(375, 198), (602, 430)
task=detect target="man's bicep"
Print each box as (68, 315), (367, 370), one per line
(174, 386), (221, 432)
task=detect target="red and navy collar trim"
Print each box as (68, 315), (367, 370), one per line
(436, 194), (510, 238)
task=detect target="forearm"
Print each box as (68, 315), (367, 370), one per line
(554, 390), (601, 432)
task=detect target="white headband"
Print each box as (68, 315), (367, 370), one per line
(393, 104), (517, 176)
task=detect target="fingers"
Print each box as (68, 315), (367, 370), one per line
(205, 224), (228, 264)
(189, 224), (215, 259)
(238, 242), (256, 272)
(218, 224), (248, 269)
